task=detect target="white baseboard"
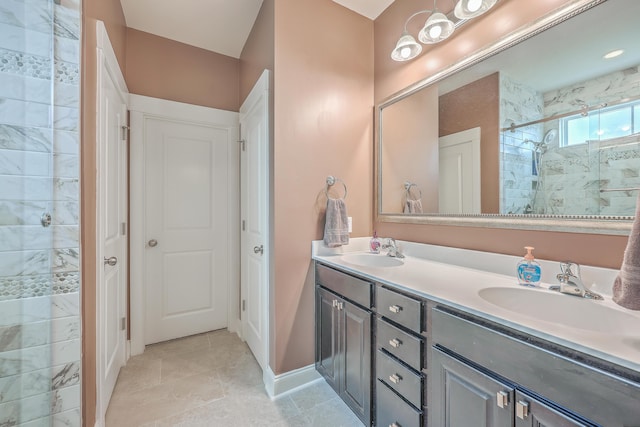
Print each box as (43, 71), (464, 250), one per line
(264, 364), (322, 399)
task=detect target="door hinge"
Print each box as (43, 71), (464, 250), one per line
(242, 300), (246, 312)
(121, 222), (127, 236)
(238, 139), (246, 151)
(121, 125), (129, 141)
(120, 317), (126, 331)
(242, 220), (246, 231)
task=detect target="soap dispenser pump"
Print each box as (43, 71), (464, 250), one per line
(517, 246), (542, 287)
(370, 232), (381, 254)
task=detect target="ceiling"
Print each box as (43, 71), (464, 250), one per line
(119, 0), (396, 58)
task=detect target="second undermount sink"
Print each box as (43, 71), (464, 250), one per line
(478, 287), (639, 335)
(341, 253), (404, 268)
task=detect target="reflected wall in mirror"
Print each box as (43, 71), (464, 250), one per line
(378, 0), (640, 222)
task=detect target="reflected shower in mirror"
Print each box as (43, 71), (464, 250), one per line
(378, 0), (640, 221)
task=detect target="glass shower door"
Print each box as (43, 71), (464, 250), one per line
(0, 0), (82, 425)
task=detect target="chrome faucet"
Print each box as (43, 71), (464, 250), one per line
(382, 238), (405, 259)
(549, 261), (603, 300)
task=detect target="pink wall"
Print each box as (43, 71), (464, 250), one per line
(374, 0), (628, 268)
(126, 29), (240, 111)
(272, 0), (374, 374)
(239, 0), (274, 104)
(381, 85), (439, 213)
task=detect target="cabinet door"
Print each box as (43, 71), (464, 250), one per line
(316, 287), (341, 391)
(514, 391), (592, 427)
(431, 347), (514, 427)
(341, 300), (371, 425)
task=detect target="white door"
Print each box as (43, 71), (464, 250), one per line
(144, 118), (230, 344)
(240, 70), (270, 370)
(438, 127), (482, 214)
(96, 22), (128, 421)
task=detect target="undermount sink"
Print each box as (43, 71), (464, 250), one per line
(341, 253), (404, 268)
(478, 287), (638, 335)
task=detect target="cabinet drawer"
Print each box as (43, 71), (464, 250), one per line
(316, 264), (372, 308)
(377, 318), (424, 372)
(376, 380), (422, 427)
(377, 286), (422, 332)
(377, 349), (423, 409)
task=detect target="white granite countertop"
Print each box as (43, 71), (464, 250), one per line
(312, 238), (640, 375)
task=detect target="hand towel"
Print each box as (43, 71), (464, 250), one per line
(613, 193), (640, 310)
(323, 198), (349, 247)
(403, 199), (423, 214)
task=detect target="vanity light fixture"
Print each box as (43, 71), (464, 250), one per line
(391, 0), (498, 61)
(454, 0), (497, 19)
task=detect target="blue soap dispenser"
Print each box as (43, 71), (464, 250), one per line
(517, 246), (542, 287)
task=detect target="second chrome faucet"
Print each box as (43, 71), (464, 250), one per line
(549, 261), (603, 300)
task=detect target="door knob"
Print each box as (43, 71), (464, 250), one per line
(104, 256), (118, 266)
(253, 245), (264, 255)
(148, 239), (158, 247)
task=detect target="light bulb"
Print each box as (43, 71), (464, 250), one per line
(429, 25), (442, 39)
(467, 0), (482, 12)
(400, 47), (412, 59)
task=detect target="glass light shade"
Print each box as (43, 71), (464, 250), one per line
(454, 0), (497, 19)
(418, 12), (455, 44)
(391, 33), (422, 61)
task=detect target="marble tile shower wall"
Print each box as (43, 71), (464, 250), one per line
(499, 73), (544, 214)
(542, 66), (640, 216)
(0, 0), (81, 426)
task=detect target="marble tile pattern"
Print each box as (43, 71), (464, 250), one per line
(0, 0), (81, 425)
(107, 330), (364, 427)
(499, 73), (544, 214)
(500, 68), (640, 216)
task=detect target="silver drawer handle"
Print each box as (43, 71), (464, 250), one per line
(496, 391), (509, 409)
(148, 239), (158, 247)
(389, 373), (402, 384)
(389, 305), (402, 313)
(104, 256), (118, 266)
(516, 401), (529, 419)
(389, 338), (402, 348)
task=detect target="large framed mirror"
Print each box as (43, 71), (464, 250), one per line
(376, 0), (639, 235)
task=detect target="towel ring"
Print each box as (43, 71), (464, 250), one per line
(326, 176), (348, 200)
(404, 182), (422, 201)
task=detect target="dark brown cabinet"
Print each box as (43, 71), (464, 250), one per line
(431, 347), (513, 427)
(375, 285), (427, 427)
(315, 264), (372, 426)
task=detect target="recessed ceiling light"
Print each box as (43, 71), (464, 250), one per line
(603, 49), (624, 59)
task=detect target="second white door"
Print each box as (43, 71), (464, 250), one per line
(240, 70), (270, 371)
(144, 117), (230, 344)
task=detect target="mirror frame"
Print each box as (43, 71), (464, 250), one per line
(375, 0), (633, 236)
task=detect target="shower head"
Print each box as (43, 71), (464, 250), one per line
(525, 129), (556, 154)
(543, 129), (558, 145)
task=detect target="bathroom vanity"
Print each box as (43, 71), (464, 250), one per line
(313, 239), (640, 427)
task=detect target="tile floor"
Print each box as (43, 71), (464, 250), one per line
(106, 329), (364, 426)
